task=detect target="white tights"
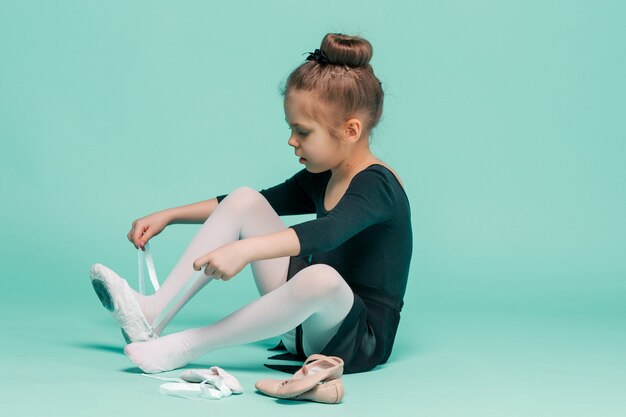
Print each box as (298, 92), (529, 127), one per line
(125, 187), (354, 373)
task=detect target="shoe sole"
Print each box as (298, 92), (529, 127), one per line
(92, 279), (114, 311)
(90, 263), (157, 343)
(121, 328), (132, 344)
(91, 275), (142, 345)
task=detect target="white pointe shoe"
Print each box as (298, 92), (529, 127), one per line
(159, 376), (233, 400)
(180, 367), (243, 394)
(90, 263), (158, 343)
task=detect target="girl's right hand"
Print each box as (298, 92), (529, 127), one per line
(127, 212), (170, 250)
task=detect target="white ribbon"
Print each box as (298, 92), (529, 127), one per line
(140, 374), (186, 383)
(142, 372), (233, 400)
(137, 241), (207, 332)
(138, 241), (160, 294)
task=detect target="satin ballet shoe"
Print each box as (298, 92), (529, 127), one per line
(180, 367), (243, 394)
(255, 354), (344, 399)
(158, 377), (232, 400)
(90, 263), (158, 343)
(288, 378), (344, 404)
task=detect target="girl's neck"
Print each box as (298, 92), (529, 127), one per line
(330, 148), (380, 183)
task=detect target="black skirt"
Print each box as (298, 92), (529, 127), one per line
(264, 255), (403, 375)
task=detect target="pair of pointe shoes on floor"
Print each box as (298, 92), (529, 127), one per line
(256, 354), (345, 404)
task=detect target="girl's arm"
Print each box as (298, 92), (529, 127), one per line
(243, 227), (302, 262)
(162, 197), (220, 225)
(192, 227), (301, 280)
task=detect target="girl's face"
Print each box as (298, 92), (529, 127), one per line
(284, 90), (344, 173)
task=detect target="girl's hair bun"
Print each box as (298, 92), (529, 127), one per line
(321, 33), (373, 68)
(283, 32), (383, 138)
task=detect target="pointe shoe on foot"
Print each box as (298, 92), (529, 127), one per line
(289, 378), (344, 404)
(90, 263), (157, 343)
(255, 354), (344, 399)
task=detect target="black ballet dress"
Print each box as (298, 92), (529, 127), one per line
(215, 163), (413, 374)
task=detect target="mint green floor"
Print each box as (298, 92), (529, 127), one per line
(2, 1), (625, 416)
(3, 295), (626, 416)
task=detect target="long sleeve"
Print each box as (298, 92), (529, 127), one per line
(290, 168), (396, 256)
(215, 168), (316, 216)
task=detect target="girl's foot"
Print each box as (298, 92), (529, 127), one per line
(124, 331), (194, 373)
(90, 263), (160, 342)
(129, 286), (161, 335)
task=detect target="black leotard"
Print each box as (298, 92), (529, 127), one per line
(216, 163), (413, 373)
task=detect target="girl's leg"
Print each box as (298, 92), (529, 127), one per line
(124, 263), (354, 373)
(133, 186), (291, 336)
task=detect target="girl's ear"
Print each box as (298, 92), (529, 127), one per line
(344, 118), (362, 143)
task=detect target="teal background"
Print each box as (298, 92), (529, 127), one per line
(1, 0), (625, 416)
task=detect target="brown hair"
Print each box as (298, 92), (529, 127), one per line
(280, 33), (384, 142)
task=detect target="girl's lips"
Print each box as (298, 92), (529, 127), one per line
(299, 157), (307, 163)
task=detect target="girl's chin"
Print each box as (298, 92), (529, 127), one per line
(305, 165), (329, 174)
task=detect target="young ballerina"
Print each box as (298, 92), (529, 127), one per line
(90, 32), (413, 375)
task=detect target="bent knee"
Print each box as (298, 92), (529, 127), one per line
(294, 264), (349, 298)
(223, 186), (267, 213)
(229, 185), (263, 200)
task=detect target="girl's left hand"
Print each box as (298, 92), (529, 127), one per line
(192, 240), (250, 281)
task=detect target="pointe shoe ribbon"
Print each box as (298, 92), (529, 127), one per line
(136, 242), (207, 337)
(255, 354), (344, 399)
(90, 262), (158, 343)
(137, 242), (160, 294)
(157, 378), (231, 400)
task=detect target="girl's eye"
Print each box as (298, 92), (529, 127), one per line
(288, 127), (309, 137)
